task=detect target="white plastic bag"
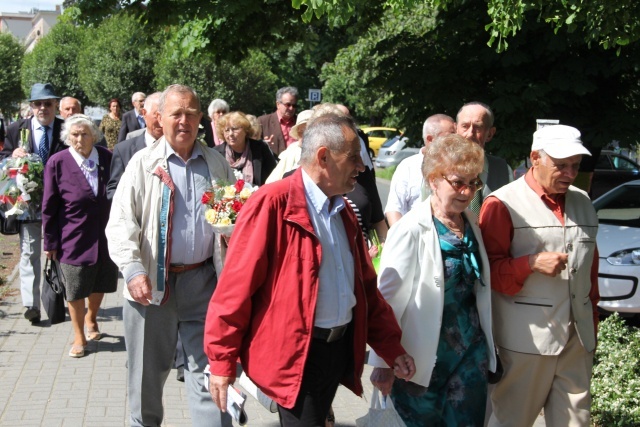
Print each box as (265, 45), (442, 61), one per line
(355, 388), (406, 427)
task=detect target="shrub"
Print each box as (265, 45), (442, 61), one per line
(591, 313), (640, 426)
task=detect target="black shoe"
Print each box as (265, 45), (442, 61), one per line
(24, 307), (41, 324)
(176, 366), (185, 382)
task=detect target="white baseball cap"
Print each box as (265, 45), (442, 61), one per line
(531, 125), (591, 159)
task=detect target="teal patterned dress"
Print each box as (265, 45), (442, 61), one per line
(390, 217), (489, 427)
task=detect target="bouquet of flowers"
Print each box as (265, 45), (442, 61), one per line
(0, 129), (45, 221)
(201, 173), (258, 235)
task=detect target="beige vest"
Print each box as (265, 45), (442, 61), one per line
(491, 178), (598, 355)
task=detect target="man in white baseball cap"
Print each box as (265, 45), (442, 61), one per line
(479, 124), (600, 426)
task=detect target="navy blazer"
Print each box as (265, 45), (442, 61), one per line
(42, 146), (113, 266)
(118, 110), (143, 143)
(0, 117), (67, 161)
(107, 133), (147, 200)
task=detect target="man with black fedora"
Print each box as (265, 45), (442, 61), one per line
(1, 83), (68, 324)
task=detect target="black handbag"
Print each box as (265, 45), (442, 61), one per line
(0, 212), (20, 235)
(43, 258), (67, 324)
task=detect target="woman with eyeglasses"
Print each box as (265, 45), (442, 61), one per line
(98, 98), (122, 150)
(214, 111), (276, 185)
(368, 134), (498, 426)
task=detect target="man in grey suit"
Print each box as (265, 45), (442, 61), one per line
(117, 92), (146, 143)
(107, 92), (161, 200)
(1, 83), (68, 324)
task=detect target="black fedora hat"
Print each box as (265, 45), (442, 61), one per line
(28, 83), (61, 102)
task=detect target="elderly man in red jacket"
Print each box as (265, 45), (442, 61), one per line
(205, 113), (415, 426)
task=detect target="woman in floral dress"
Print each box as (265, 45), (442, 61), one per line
(368, 134), (498, 426)
(98, 98), (122, 150)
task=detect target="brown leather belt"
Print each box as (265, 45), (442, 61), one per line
(313, 324), (349, 343)
(168, 259), (211, 273)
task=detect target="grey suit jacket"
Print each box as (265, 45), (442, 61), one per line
(107, 133), (148, 199)
(118, 110), (143, 143)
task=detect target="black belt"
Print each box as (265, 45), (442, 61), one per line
(168, 259), (212, 273)
(313, 324), (349, 343)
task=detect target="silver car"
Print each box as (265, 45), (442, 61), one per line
(374, 136), (420, 168)
(593, 180), (640, 315)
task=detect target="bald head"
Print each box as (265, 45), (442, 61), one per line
(59, 97), (82, 119)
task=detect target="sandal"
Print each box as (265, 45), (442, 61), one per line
(69, 344), (85, 358)
(86, 328), (103, 341)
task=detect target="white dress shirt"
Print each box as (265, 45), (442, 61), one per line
(301, 169), (356, 328)
(384, 152), (425, 216)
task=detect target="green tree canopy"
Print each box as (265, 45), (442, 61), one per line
(0, 33), (25, 117)
(78, 12), (159, 108)
(21, 12), (88, 106)
(295, 0), (640, 52)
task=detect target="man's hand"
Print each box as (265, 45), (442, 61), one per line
(529, 252), (569, 277)
(44, 250), (57, 260)
(392, 353), (416, 381)
(12, 147), (28, 158)
(209, 374), (234, 412)
(127, 274), (153, 305)
(264, 134), (274, 145)
(370, 367), (395, 395)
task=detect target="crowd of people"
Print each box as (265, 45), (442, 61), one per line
(0, 82), (600, 427)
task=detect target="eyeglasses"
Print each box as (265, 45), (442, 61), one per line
(441, 175), (484, 193)
(279, 102), (297, 108)
(31, 101), (54, 108)
(223, 127), (243, 134)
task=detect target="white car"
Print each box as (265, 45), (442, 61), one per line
(374, 136), (420, 168)
(593, 180), (640, 315)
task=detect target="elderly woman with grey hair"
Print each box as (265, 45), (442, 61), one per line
(369, 134), (497, 426)
(207, 99), (230, 145)
(42, 114), (118, 358)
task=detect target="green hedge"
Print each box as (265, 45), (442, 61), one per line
(591, 313), (640, 426)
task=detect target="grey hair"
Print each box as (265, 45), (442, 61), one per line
(300, 114), (358, 165)
(422, 114), (455, 142)
(422, 133), (484, 181)
(158, 84), (201, 114)
(61, 114), (102, 145)
(60, 96), (82, 109)
(276, 86), (299, 103)
(207, 99), (230, 117)
(131, 92), (146, 103)
(143, 92), (161, 110)
(457, 102), (494, 128)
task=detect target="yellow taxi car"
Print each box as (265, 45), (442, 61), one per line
(360, 126), (402, 157)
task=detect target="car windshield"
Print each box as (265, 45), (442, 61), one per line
(594, 184), (640, 228)
(381, 136), (401, 148)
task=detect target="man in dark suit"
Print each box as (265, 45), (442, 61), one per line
(117, 92), (146, 143)
(0, 83), (68, 324)
(258, 86), (298, 156)
(108, 92), (161, 200)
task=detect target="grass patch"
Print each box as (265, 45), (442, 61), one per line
(375, 165), (397, 181)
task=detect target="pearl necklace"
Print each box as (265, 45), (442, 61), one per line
(81, 159), (97, 172)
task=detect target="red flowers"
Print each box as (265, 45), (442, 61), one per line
(201, 191), (214, 205)
(234, 179), (245, 193)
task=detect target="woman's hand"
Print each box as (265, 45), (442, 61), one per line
(44, 250), (57, 260)
(370, 367), (395, 396)
(368, 244), (379, 259)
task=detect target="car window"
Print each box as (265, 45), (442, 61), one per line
(594, 185), (640, 227)
(383, 130), (398, 138)
(595, 155), (612, 170)
(382, 136), (400, 148)
(368, 130), (385, 138)
(611, 155), (639, 171)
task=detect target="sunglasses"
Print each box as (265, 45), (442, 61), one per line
(31, 101), (54, 108)
(442, 175), (484, 193)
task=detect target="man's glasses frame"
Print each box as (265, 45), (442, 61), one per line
(31, 100), (54, 108)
